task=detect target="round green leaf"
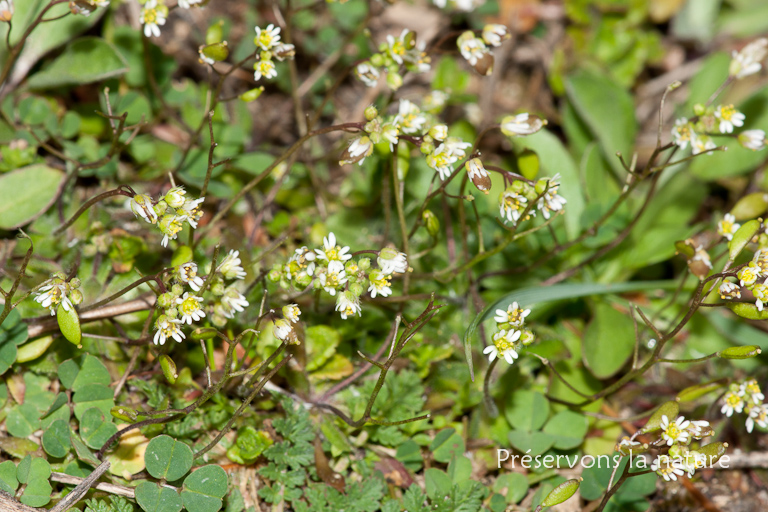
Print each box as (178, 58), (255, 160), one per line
(135, 481), (183, 512)
(543, 410), (589, 450)
(26, 37), (129, 89)
(72, 383), (115, 420)
(17, 456), (51, 484)
(79, 408), (118, 449)
(145, 435), (193, 481)
(59, 354), (112, 391)
(0, 342), (17, 376)
(57, 305), (82, 346)
(0, 165), (65, 229)
(42, 419), (72, 458)
(20, 478), (52, 507)
(429, 428), (466, 464)
(181, 465), (228, 512)
(493, 473), (529, 504)
(507, 430), (555, 456)
(0, 460), (18, 494)
(505, 390), (550, 431)
(6, 404), (41, 438)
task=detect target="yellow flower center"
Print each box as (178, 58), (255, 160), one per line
(181, 297), (200, 315)
(144, 8), (157, 23)
(719, 105), (736, 120)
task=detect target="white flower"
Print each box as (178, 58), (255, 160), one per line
(651, 456), (686, 482)
(159, 214), (186, 247)
(714, 104), (745, 134)
(499, 189), (529, 225)
(377, 248), (408, 275)
(660, 415), (691, 446)
(254, 59), (277, 81)
(164, 186), (186, 209)
(356, 62), (380, 87)
(153, 317), (185, 346)
(283, 304), (301, 323)
(176, 293), (206, 325)
(738, 262), (761, 287)
(494, 302), (531, 328)
(177, 0), (202, 8)
(385, 29), (410, 65)
(286, 246), (316, 279)
(0, 0), (12, 22)
(482, 24), (508, 47)
(721, 390), (745, 417)
(381, 123), (399, 150)
(423, 90), (449, 113)
(129, 194), (157, 224)
(395, 100), (427, 135)
(426, 143), (459, 180)
(730, 38), (768, 79)
(35, 282), (73, 316)
(340, 136), (373, 166)
(692, 134), (717, 155)
(367, 270), (392, 298)
(255, 24), (281, 51)
(179, 197), (204, 228)
(429, 124), (448, 141)
(671, 118), (694, 149)
(746, 403), (768, 433)
(752, 280), (768, 311)
(688, 420), (711, 438)
(319, 260), (347, 296)
(483, 329), (521, 364)
(199, 46), (215, 66)
(500, 113), (545, 136)
(221, 287), (249, 318)
(719, 281), (741, 300)
(537, 174), (567, 219)
(178, 262), (204, 291)
(742, 379), (765, 404)
(454, 0), (483, 10)
(140, 0), (167, 38)
(717, 213), (740, 241)
(444, 137), (472, 159)
(739, 129), (766, 151)
(465, 158), (488, 181)
(69, 0), (107, 16)
(315, 232), (352, 263)
(335, 291), (362, 319)
(272, 43), (295, 61)
(218, 250), (247, 280)
(273, 319), (293, 342)
(457, 32), (489, 66)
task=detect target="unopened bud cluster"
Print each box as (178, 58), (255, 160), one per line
(355, 29), (430, 91)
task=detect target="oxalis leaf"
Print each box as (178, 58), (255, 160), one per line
(135, 481), (183, 512)
(144, 435), (193, 482)
(463, 281), (677, 380)
(181, 465), (228, 512)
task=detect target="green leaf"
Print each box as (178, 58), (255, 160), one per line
(543, 410), (589, 450)
(506, 430), (555, 456)
(27, 37), (129, 89)
(181, 465), (228, 512)
(430, 428), (466, 464)
(20, 478), (52, 507)
(395, 439), (423, 472)
(464, 281), (677, 380)
(731, 193), (768, 221)
(145, 435), (194, 482)
(677, 380), (725, 402)
(0, 309), (29, 346)
(6, 404), (41, 438)
(42, 419), (72, 458)
(57, 305), (82, 346)
(446, 455), (472, 484)
(0, 164), (65, 229)
(583, 302), (635, 379)
(135, 481), (183, 512)
(424, 468), (452, 500)
(729, 220), (761, 260)
(542, 478), (580, 507)
(59, 354), (112, 391)
(304, 325), (341, 371)
(80, 408), (119, 450)
(16, 456), (51, 484)
(0, 460), (18, 494)
(73, 384), (115, 421)
(70, 430), (101, 467)
(504, 390), (549, 432)
(565, 70), (637, 175)
(0, 342), (17, 377)
(492, 473), (528, 504)
(16, 335), (55, 363)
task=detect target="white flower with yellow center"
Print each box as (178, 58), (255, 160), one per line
(738, 261), (760, 287)
(484, 329), (521, 364)
(729, 38), (768, 79)
(159, 214), (186, 247)
(719, 281), (741, 300)
(465, 158), (488, 181)
(500, 113), (545, 136)
(315, 232), (352, 263)
(153, 316), (185, 346)
(177, 293), (205, 325)
(660, 415), (691, 446)
(691, 133), (716, 155)
(340, 136), (373, 166)
(721, 390), (745, 417)
(254, 24), (281, 51)
(739, 129), (766, 151)
(444, 137), (472, 159)
(423, 90), (448, 113)
(747, 403), (768, 433)
(752, 280), (768, 311)
(494, 302), (530, 328)
(378, 247), (408, 275)
(335, 291), (361, 320)
(179, 197), (204, 228)
(714, 104), (745, 134)
(537, 174), (567, 219)
(429, 124), (448, 141)
(221, 287), (248, 318)
(742, 379), (765, 404)
(717, 213), (740, 241)
(482, 24), (508, 47)
(286, 246), (316, 278)
(385, 30), (409, 65)
(129, 194), (157, 224)
(356, 62), (380, 87)
(218, 249), (246, 280)
(178, 262), (204, 291)
(671, 118), (694, 149)
(499, 189), (529, 225)
(395, 100), (427, 135)
(651, 456), (685, 482)
(457, 31), (488, 66)
(273, 318), (294, 342)
(426, 143), (459, 180)
(254, 59), (277, 81)
(283, 304), (301, 323)
(164, 186), (186, 209)
(178, 0), (202, 8)
(687, 420), (711, 439)
(320, 260), (347, 296)
(367, 270), (392, 298)
(140, 0), (167, 38)
(35, 281), (73, 315)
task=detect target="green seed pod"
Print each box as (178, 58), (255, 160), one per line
(191, 327), (218, 340)
(386, 71), (403, 90)
(677, 380), (724, 402)
(423, 210), (439, 237)
(111, 406), (138, 423)
(718, 345), (762, 359)
(206, 20), (224, 44)
(16, 336), (54, 363)
(541, 478), (580, 508)
(640, 400), (679, 434)
(350, 282), (364, 297)
(240, 86), (265, 103)
(159, 354), (178, 384)
(69, 277), (81, 289)
(69, 289), (83, 306)
(698, 441), (728, 466)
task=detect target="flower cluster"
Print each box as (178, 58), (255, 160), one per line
(268, 232), (408, 320)
(729, 38), (768, 80)
(355, 29), (431, 90)
(717, 213), (741, 241)
(128, 186), (204, 248)
(34, 273), (83, 316)
(456, 25), (509, 76)
(139, 0), (204, 37)
(69, 0), (108, 16)
(724, 248), (768, 310)
(498, 174), (567, 227)
(483, 302), (535, 365)
(672, 102), (766, 154)
(721, 379), (767, 433)
(651, 414), (713, 481)
(153, 251), (249, 345)
(253, 24), (296, 82)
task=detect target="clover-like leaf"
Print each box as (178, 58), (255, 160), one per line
(42, 419), (72, 458)
(429, 428), (465, 464)
(20, 478), (52, 508)
(181, 465), (228, 512)
(73, 383), (115, 420)
(58, 354), (112, 391)
(80, 407), (119, 449)
(6, 403), (41, 438)
(0, 460), (18, 494)
(135, 481), (183, 512)
(145, 435), (193, 481)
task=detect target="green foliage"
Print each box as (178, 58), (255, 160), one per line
(144, 435), (194, 482)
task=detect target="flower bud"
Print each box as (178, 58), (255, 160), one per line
(165, 307), (178, 319)
(358, 257), (371, 270)
(350, 282), (364, 296)
(211, 281), (226, 296)
(423, 210), (439, 237)
(69, 289), (83, 306)
(429, 124), (448, 140)
(165, 186), (186, 209)
(364, 105), (379, 121)
(273, 319), (297, 343)
(158, 292), (174, 309)
(212, 314), (227, 328)
(473, 52), (494, 76)
(370, 53), (384, 67)
(171, 284), (184, 296)
(420, 140), (435, 155)
(69, 277), (81, 289)
(465, 158), (491, 194)
(154, 200), (168, 217)
(201, 42), (229, 62)
(295, 272), (313, 288)
(386, 71), (403, 90)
